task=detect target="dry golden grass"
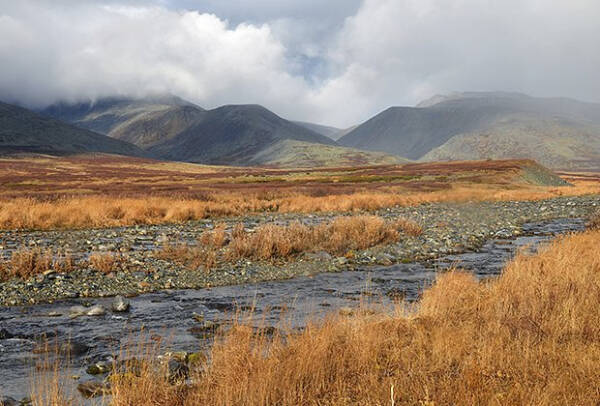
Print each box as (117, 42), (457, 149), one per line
(100, 227), (600, 406)
(158, 215), (421, 270)
(0, 248), (125, 281)
(0, 247), (74, 281)
(88, 252), (123, 274)
(0, 181), (597, 231)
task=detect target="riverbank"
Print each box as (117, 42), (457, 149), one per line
(0, 195), (598, 306)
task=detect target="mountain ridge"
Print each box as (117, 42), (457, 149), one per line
(339, 92), (600, 170)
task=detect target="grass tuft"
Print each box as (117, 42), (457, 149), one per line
(157, 215), (421, 270)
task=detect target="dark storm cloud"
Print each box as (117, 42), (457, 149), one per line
(0, 0), (599, 127)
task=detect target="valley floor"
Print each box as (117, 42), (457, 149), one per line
(15, 201), (600, 406)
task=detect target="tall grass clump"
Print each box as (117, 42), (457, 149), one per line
(0, 247), (74, 281)
(0, 179), (598, 230)
(157, 215), (421, 270)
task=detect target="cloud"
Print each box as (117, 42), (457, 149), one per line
(0, 0), (599, 127)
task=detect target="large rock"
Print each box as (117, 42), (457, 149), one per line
(167, 358), (189, 384)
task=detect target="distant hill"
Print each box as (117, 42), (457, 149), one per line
(339, 92), (600, 170)
(293, 121), (344, 140)
(147, 104), (337, 165)
(294, 121), (360, 141)
(246, 139), (409, 168)
(0, 101), (145, 157)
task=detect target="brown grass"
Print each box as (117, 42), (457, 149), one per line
(88, 252), (123, 274)
(99, 227), (600, 405)
(0, 182), (597, 231)
(0, 247), (74, 281)
(158, 215), (421, 270)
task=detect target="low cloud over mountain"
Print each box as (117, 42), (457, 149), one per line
(1, 0), (599, 127)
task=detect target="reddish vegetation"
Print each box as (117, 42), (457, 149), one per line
(0, 155), (598, 230)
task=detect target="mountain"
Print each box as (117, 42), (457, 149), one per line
(294, 121), (360, 141)
(147, 104), (337, 165)
(41, 95), (205, 149)
(338, 92), (600, 170)
(0, 101), (145, 157)
(43, 97), (346, 166)
(246, 139), (408, 168)
(293, 121), (344, 140)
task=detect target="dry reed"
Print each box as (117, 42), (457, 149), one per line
(157, 215), (421, 270)
(88, 252), (122, 275)
(0, 180), (598, 230)
(0, 247), (74, 281)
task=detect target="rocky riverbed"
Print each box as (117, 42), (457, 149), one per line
(0, 195), (599, 306)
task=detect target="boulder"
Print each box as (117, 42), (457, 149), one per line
(86, 305), (106, 316)
(111, 296), (130, 313)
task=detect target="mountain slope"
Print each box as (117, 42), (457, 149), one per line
(293, 121), (344, 140)
(422, 114), (600, 170)
(338, 92), (600, 169)
(147, 104), (337, 165)
(0, 101), (145, 156)
(42, 95), (206, 149)
(338, 104), (508, 159)
(246, 139), (409, 168)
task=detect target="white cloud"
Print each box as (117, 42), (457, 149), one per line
(0, 0), (599, 127)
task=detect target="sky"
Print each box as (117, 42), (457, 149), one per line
(0, 0), (599, 127)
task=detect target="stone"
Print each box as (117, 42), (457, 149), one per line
(167, 358), (189, 383)
(87, 305), (106, 316)
(304, 251), (333, 262)
(69, 305), (88, 318)
(61, 341), (90, 357)
(86, 361), (112, 375)
(77, 381), (111, 398)
(0, 328), (14, 340)
(111, 296), (130, 313)
(0, 396), (18, 406)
